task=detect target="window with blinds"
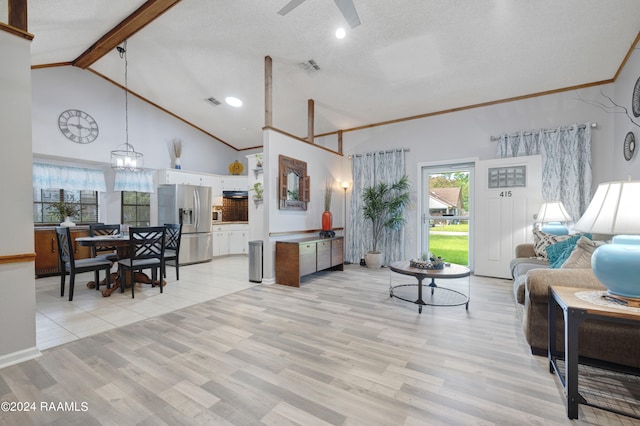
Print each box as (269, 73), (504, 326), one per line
(33, 189), (99, 225)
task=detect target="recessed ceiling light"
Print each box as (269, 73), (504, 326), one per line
(225, 96), (243, 107)
(335, 28), (346, 39)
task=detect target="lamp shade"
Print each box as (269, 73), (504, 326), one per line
(573, 180), (640, 234)
(536, 201), (572, 223)
(572, 180), (640, 298)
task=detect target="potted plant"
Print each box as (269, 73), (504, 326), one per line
(48, 195), (81, 226)
(322, 179), (333, 232)
(362, 175), (410, 268)
(250, 182), (264, 201)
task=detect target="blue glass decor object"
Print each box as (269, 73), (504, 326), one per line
(541, 221), (569, 235)
(592, 235), (640, 298)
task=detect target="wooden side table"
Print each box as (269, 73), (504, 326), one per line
(548, 286), (640, 420)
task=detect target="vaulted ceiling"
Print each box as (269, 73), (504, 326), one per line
(12, 0), (640, 150)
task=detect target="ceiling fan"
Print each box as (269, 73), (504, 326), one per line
(278, 0), (361, 28)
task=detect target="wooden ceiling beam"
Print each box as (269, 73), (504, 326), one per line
(8, 0), (28, 32)
(73, 0), (181, 69)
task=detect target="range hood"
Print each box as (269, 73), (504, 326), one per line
(222, 190), (248, 199)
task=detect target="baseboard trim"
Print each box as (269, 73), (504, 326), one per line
(0, 346), (42, 369)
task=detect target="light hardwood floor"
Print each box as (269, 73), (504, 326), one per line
(0, 258), (635, 425)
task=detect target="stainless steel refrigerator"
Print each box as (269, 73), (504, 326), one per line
(158, 184), (213, 265)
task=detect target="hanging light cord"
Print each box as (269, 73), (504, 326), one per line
(118, 40), (130, 154)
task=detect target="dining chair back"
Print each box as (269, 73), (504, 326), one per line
(117, 226), (166, 298)
(55, 226), (111, 301)
(89, 223), (121, 262)
(163, 223), (182, 280)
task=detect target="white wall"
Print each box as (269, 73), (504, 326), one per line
(32, 66), (242, 174)
(262, 129), (347, 282)
(613, 45), (640, 180)
(0, 31), (40, 367)
(342, 84), (617, 260)
(31, 66), (250, 224)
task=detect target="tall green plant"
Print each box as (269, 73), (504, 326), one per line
(362, 175), (410, 252)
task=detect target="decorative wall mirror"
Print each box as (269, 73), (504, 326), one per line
(279, 155), (310, 210)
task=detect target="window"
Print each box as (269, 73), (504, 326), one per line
(121, 191), (150, 226)
(33, 189), (98, 225)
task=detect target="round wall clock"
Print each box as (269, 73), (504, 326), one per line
(58, 109), (99, 144)
(632, 76), (640, 118)
(624, 131), (636, 161)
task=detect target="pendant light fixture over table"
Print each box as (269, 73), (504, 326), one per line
(111, 39), (143, 171)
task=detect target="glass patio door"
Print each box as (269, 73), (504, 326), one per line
(420, 162), (474, 267)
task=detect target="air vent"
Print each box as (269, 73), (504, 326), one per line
(299, 59), (320, 72)
(206, 97), (221, 106)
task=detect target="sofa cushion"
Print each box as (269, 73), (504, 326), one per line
(561, 236), (606, 269)
(546, 234), (590, 268)
(532, 229), (571, 259)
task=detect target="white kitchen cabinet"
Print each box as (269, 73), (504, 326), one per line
(158, 169), (204, 186)
(211, 230), (229, 257)
(211, 224), (248, 257)
(228, 230), (248, 254)
(222, 176), (248, 191)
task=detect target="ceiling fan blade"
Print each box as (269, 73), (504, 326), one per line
(277, 0), (308, 16)
(333, 0), (361, 28)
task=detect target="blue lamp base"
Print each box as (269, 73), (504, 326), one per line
(541, 222), (569, 235)
(592, 235), (640, 299)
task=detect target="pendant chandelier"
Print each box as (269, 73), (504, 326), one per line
(111, 39), (143, 171)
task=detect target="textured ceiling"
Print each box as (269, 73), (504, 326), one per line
(13, 0), (640, 150)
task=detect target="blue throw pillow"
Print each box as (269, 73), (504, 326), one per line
(546, 233), (592, 268)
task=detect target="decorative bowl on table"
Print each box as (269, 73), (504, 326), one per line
(410, 254), (445, 270)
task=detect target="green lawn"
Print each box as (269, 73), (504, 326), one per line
(428, 234), (468, 265)
(433, 223), (469, 232)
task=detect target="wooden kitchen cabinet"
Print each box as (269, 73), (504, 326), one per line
(275, 236), (344, 287)
(34, 227), (91, 277)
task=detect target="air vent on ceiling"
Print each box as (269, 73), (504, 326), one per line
(299, 59), (320, 72)
(206, 97), (221, 106)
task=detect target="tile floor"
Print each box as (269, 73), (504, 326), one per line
(35, 255), (254, 350)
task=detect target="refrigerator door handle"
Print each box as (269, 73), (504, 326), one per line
(194, 189), (200, 229)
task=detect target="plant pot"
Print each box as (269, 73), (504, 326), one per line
(175, 157), (181, 169)
(322, 211), (333, 231)
(365, 251), (383, 269)
(60, 217), (76, 227)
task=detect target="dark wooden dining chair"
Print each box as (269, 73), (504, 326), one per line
(117, 226), (166, 298)
(55, 227), (112, 301)
(163, 223), (182, 280)
(89, 223), (121, 262)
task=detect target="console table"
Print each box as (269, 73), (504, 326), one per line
(275, 236), (344, 287)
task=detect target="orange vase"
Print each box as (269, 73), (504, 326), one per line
(322, 211), (333, 231)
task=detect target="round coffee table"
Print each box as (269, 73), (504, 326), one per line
(389, 260), (470, 313)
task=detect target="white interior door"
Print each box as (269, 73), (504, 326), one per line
(474, 155), (542, 278)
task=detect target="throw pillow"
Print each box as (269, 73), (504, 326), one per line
(532, 229), (571, 259)
(546, 234), (589, 268)
(561, 236), (606, 269)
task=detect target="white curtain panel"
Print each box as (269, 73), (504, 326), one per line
(496, 123), (592, 221)
(113, 170), (155, 193)
(33, 163), (106, 192)
(347, 149), (406, 265)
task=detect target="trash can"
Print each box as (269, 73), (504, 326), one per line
(248, 240), (263, 283)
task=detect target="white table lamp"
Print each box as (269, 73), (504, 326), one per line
(536, 201), (572, 235)
(573, 180), (640, 299)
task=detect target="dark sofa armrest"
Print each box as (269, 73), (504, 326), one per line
(526, 268), (605, 304)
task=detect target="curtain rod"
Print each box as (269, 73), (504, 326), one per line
(489, 122), (597, 141)
(348, 148), (410, 159)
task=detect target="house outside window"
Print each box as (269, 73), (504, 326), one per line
(121, 191), (150, 226)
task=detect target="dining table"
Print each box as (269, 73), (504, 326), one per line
(75, 235), (165, 297)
